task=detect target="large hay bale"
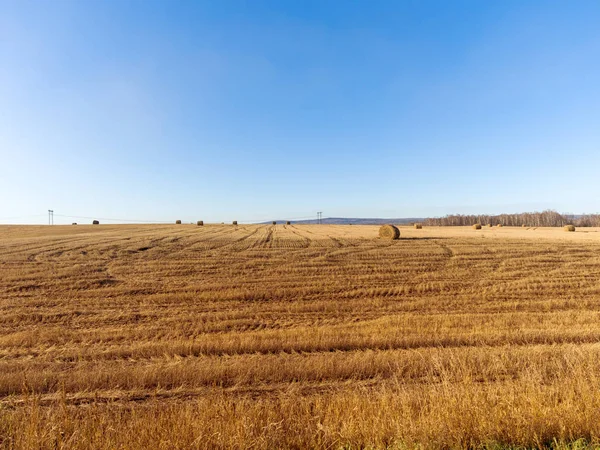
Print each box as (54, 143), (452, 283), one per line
(522, 224), (526, 227)
(379, 224), (400, 240)
(175, 220), (182, 224)
(497, 224), (503, 227)
(564, 225), (576, 232)
(414, 223), (423, 229)
(197, 221), (204, 226)
(92, 220), (99, 225)
(232, 221), (238, 225)
(72, 223), (77, 225)
(473, 224), (482, 230)
(272, 221), (276, 225)
(487, 224), (492, 228)
(286, 221), (291, 225)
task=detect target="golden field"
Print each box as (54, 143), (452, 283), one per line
(2, 223), (600, 449)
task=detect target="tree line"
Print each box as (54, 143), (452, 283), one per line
(423, 210), (600, 227)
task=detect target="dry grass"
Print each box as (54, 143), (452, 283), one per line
(2, 224), (600, 448)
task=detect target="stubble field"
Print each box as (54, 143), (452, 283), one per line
(2, 223), (600, 449)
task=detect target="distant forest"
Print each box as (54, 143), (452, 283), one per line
(424, 210), (600, 227)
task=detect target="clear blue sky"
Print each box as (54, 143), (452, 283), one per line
(1, 0), (599, 224)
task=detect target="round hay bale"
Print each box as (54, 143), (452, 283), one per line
(175, 220), (182, 225)
(497, 224), (503, 227)
(379, 224), (400, 240)
(92, 220), (99, 225)
(286, 221), (291, 225)
(414, 223), (423, 229)
(564, 225), (575, 232)
(487, 224), (492, 228)
(72, 223), (77, 225)
(522, 224), (526, 227)
(197, 221), (204, 226)
(473, 224), (482, 230)
(272, 221), (276, 225)
(232, 221), (238, 225)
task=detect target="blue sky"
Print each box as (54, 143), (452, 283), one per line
(1, 0), (599, 224)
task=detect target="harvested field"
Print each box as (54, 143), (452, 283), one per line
(2, 224), (600, 448)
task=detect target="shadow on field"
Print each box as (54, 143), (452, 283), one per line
(399, 237), (449, 241)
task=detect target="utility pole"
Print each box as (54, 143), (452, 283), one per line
(48, 210), (54, 226)
(317, 211), (322, 225)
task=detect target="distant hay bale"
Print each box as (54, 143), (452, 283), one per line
(72, 223), (77, 225)
(487, 224), (492, 228)
(473, 224), (482, 230)
(564, 225), (576, 232)
(286, 221), (291, 225)
(232, 221), (238, 225)
(175, 220), (182, 224)
(379, 224), (400, 240)
(197, 221), (204, 226)
(92, 220), (99, 225)
(497, 224), (503, 227)
(522, 224), (526, 227)
(272, 221), (276, 225)
(414, 223), (422, 229)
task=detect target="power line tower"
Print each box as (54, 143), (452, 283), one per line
(48, 210), (54, 226)
(317, 211), (322, 225)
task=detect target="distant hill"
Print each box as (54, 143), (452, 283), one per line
(265, 217), (424, 225)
